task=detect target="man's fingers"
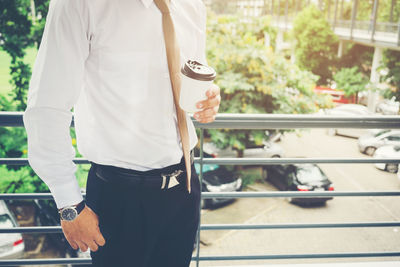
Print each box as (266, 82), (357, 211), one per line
(76, 241), (89, 252)
(206, 84), (220, 98)
(194, 107), (217, 121)
(68, 239), (79, 250)
(198, 115), (216, 124)
(94, 231), (106, 246)
(196, 94), (220, 110)
(86, 240), (99, 252)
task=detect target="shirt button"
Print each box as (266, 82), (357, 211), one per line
(164, 72), (169, 78)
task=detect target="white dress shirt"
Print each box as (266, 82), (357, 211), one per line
(23, 0), (206, 208)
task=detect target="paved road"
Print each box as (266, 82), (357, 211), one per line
(191, 129), (400, 266)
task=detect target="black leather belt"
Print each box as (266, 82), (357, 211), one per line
(92, 152), (194, 190)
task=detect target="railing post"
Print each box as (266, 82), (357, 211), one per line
(390, 0), (395, 23)
(284, 0), (288, 30)
(276, 0), (280, 26)
(195, 128), (204, 267)
(333, 0), (338, 31)
(327, 0), (331, 21)
(350, 0), (358, 40)
(370, 0), (379, 42)
(271, 0), (274, 16)
(339, 0), (344, 25)
(397, 20), (400, 46)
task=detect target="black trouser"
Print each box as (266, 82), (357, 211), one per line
(85, 157), (200, 267)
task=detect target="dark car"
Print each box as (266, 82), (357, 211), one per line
(263, 164), (334, 205)
(194, 149), (242, 209)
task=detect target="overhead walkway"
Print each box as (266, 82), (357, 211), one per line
(273, 19), (400, 51)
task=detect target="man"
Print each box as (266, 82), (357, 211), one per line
(23, 0), (220, 266)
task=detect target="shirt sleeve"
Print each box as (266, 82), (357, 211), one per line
(23, 0), (92, 209)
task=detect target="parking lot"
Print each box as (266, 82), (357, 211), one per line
(192, 129), (400, 266)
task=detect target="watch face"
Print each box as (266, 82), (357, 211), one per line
(61, 207), (78, 221)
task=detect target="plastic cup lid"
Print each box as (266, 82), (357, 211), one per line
(181, 60), (216, 81)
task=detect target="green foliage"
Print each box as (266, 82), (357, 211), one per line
(9, 60), (31, 110)
(76, 164), (90, 188)
(0, 0), (53, 194)
(239, 171), (263, 189)
(292, 5), (339, 85)
(382, 49), (400, 102)
(0, 0), (49, 110)
(336, 43), (374, 77)
(333, 67), (368, 103)
(0, 165), (48, 193)
(206, 13), (333, 155)
(340, 0), (400, 22)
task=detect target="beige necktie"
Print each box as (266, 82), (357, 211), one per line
(154, 0), (192, 193)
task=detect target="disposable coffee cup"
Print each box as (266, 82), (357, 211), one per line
(179, 60), (216, 113)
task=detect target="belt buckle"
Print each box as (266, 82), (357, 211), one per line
(161, 169), (183, 190)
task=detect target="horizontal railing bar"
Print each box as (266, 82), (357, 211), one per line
(2, 157), (400, 165)
(0, 193), (56, 200)
(200, 222), (400, 230)
(196, 252), (400, 261)
(0, 258), (91, 266)
(1, 222), (399, 234)
(0, 226), (61, 234)
(0, 158), (91, 165)
(200, 158), (400, 165)
(1, 112), (400, 129)
(201, 191), (400, 198)
(0, 191), (399, 201)
(0, 252), (399, 265)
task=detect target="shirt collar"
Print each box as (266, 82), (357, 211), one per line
(140, 0), (153, 8)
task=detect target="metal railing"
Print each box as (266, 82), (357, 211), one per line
(0, 112), (400, 265)
(224, 0), (400, 49)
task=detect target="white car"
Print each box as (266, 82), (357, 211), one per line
(397, 167), (400, 182)
(374, 145), (400, 173)
(358, 130), (400, 156)
(204, 141), (284, 158)
(0, 200), (24, 259)
(376, 97), (400, 115)
(323, 104), (377, 138)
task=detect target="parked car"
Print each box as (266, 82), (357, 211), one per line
(397, 166), (400, 182)
(376, 97), (400, 115)
(263, 164), (334, 205)
(0, 200), (24, 259)
(33, 198), (91, 266)
(323, 104), (378, 138)
(358, 130), (400, 156)
(194, 149), (242, 209)
(373, 145), (400, 173)
(203, 141), (284, 158)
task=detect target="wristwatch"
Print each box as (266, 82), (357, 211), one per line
(59, 201), (85, 221)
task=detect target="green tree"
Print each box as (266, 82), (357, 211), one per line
(292, 5), (339, 85)
(206, 13), (333, 156)
(0, 0), (64, 193)
(333, 67), (368, 103)
(0, 0), (49, 110)
(382, 49), (400, 101)
(0, 0), (32, 110)
(336, 44), (374, 77)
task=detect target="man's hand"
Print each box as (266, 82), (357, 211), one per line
(60, 206), (105, 252)
(194, 83), (221, 123)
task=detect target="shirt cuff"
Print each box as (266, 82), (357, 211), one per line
(48, 178), (84, 209)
